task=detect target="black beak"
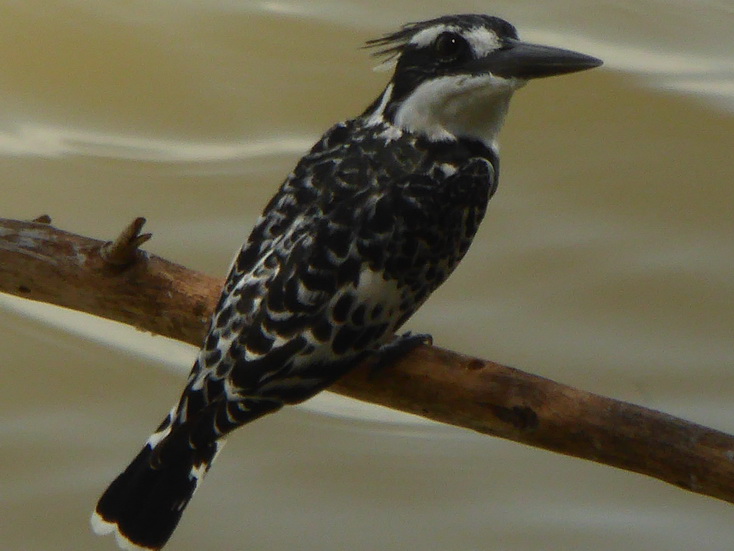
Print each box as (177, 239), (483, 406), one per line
(477, 38), (603, 79)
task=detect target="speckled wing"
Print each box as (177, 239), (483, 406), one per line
(178, 190), (402, 440)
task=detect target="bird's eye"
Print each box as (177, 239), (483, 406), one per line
(432, 32), (467, 62)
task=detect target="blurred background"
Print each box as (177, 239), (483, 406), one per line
(1, 1), (733, 550)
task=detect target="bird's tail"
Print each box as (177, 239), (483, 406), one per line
(91, 417), (223, 551)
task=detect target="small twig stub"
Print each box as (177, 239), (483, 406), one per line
(100, 217), (152, 267)
(32, 214), (52, 224)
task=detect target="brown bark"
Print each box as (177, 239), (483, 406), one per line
(1, 216), (733, 505)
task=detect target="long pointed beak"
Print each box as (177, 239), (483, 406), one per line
(477, 38), (603, 79)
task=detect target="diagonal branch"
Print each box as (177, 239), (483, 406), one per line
(1, 216), (733, 505)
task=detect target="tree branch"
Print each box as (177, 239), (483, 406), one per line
(1, 216), (733, 505)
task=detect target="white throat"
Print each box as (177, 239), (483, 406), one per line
(391, 74), (525, 148)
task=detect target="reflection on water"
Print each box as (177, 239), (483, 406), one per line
(1, 2), (733, 551)
(0, 122), (313, 161)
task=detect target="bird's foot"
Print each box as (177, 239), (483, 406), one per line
(371, 331), (433, 373)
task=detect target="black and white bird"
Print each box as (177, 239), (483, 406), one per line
(92, 14), (601, 550)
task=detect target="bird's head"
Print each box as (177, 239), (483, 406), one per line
(363, 14), (602, 148)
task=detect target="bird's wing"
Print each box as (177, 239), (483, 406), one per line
(175, 184), (399, 419)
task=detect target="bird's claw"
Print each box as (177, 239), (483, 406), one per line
(370, 331), (433, 374)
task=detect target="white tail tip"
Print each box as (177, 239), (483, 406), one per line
(90, 511), (156, 550)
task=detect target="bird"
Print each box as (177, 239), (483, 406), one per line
(92, 13), (602, 550)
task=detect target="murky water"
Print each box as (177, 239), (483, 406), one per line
(1, 2), (733, 550)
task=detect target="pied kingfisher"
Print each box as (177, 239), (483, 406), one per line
(92, 14), (601, 550)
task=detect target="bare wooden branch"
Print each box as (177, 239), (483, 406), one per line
(0, 217), (217, 343)
(1, 216), (733, 505)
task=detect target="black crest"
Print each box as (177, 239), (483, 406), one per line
(365, 14), (519, 61)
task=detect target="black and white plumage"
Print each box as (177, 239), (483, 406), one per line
(92, 14), (601, 550)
